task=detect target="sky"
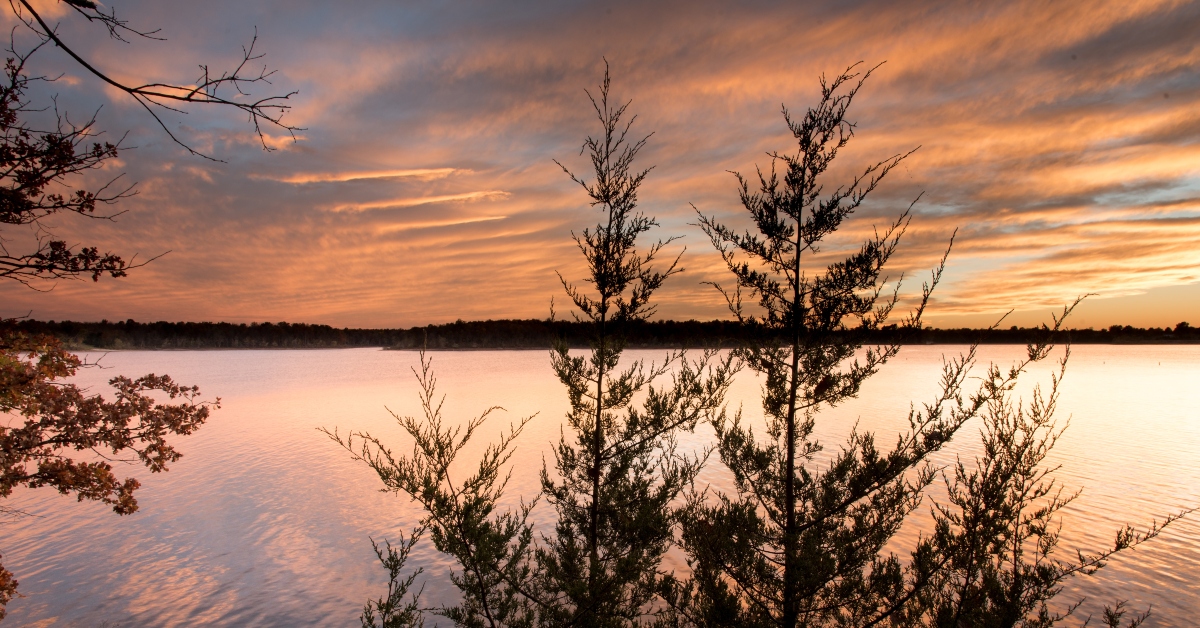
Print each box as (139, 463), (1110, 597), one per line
(1, 0), (1198, 329)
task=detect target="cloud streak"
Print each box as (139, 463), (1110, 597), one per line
(376, 215), (508, 233)
(328, 191), (510, 212)
(264, 168), (462, 184)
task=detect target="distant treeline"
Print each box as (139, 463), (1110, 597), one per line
(4, 318), (1198, 350)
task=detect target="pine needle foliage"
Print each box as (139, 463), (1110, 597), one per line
(667, 65), (1188, 628)
(331, 63), (1189, 628)
(361, 531), (427, 628)
(914, 308), (1195, 627)
(329, 64), (737, 627)
(325, 353), (538, 627)
(536, 63), (737, 627)
(671, 62), (964, 627)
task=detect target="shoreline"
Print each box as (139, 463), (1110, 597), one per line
(63, 340), (1200, 352)
(10, 317), (1197, 351)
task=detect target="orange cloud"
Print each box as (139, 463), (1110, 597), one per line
(265, 168), (461, 184)
(3, 0), (1199, 330)
(329, 191), (510, 212)
(376, 215), (508, 233)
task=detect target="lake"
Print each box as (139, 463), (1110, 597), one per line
(2, 346), (1198, 626)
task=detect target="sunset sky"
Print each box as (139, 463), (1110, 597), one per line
(1, 0), (1198, 329)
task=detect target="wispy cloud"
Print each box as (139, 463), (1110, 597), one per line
(376, 215), (507, 233)
(329, 190), (510, 212)
(262, 168), (462, 184)
(259, 133), (308, 151)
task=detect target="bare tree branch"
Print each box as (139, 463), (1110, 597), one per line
(10, 0), (300, 161)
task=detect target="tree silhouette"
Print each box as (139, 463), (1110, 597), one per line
(667, 64), (1185, 628)
(915, 335), (1193, 627)
(0, 0), (295, 617)
(535, 63), (735, 626)
(8, 0), (298, 159)
(0, 41), (135, 285)
(329, 64), (737, 627)
(670, 62), (959, 627)
(1, 0), (298, 285)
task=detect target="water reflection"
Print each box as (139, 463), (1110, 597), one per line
(2, 346), (1197, 626)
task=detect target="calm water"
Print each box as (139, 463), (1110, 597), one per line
(2, 346), (1198, 626)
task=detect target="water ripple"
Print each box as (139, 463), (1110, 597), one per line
(2, 346), (1196, 626)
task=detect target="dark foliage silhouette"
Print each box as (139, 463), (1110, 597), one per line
(665, 65), (1183, 627)
(17, 318), (1197, 352)
(326, 63), (1188, 627)
(533, 64), (735, 626)
(914, 332), (1192, 627)
(0, 41), (134, 285)
(0, 41), (224, 614)
(360, 529), (426, 628)
(329, 65), (737, 627)
(668, 62), (960, 627)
